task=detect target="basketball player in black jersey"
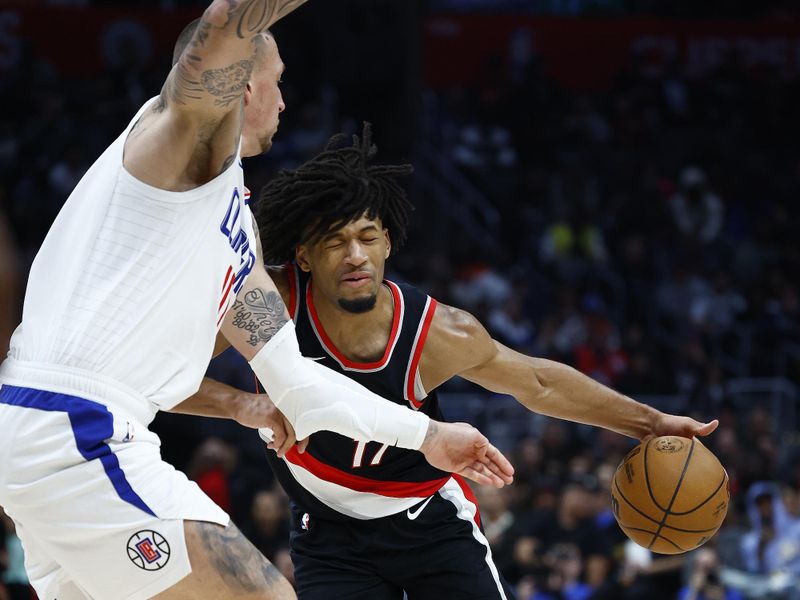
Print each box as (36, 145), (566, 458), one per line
(202, 126), (718, 599)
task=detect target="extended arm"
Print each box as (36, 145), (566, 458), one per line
(422, 304), (717, 441)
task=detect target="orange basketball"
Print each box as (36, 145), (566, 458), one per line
(611, 436), (729, 554)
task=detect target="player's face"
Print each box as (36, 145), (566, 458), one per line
(242, 34), (285, 157)
(297, 215), (391, 314)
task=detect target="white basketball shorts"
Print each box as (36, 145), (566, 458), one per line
(0, 384), (230, 600)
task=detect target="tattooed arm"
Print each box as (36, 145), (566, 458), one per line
(123, 0), (308, 191)
(161, 0), (308, 116)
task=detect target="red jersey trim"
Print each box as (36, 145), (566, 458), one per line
(305, 279), (404, 372)
(285, 447), (448, 499)
(404, 297), (438, 408)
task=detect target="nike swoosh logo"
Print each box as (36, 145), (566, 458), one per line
(406, 496), (433, 521)
(308, 356), (327, 361)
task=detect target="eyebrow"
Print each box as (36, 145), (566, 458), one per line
(320, 225), (379, 243)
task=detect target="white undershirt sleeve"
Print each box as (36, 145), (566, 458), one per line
(249, 321), (429, 449)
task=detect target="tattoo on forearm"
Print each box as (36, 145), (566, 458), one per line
(163, 53), (205, 108)
(230, 289), (288, 346)
(226, 0), (309, 39)
(198, 522), (282, 592)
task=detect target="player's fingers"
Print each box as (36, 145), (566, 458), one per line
(275, 417), (299, 458)
(482, 444), (515, 481)
(479, 454), (515, 486)
(297, 437), (309, 454)
(275, 427), (296, 458)
(693, 419), (719, 437)
(269, 426), (288, 456)
(458, 465), (495, 488)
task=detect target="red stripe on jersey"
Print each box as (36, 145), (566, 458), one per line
(454, 474), (482, 527)
(218, 266), (235, 311)
(306, 279), (403, 371)
(286, 263), (298, 320)
(405, 298), (438, 408)
(285, 447), (448, 498)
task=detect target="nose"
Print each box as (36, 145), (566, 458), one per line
(278, 93), (285, 114)
(344, 240), (367, 266)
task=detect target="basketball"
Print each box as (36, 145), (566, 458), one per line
(611, 436), (729, 554)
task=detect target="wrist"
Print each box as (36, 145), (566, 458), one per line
(418, 420), (439, 455)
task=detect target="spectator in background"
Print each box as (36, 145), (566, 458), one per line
(679, 547), (744, 600)
(740, 482), (800, 575)
(242, 489), (290, 562)
(669, 166), (724, 245)
(515, 477), (612, 592)
(186, 437), (238, 516)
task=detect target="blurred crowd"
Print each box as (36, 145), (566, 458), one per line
(1, 1), (800, 599)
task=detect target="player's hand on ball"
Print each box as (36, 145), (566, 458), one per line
(419, 421), (514, 488)
(643, 413), (719, 442)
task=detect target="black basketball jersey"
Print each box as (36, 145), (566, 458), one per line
(262, 264), (449, 522)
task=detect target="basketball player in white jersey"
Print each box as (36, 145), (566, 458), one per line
(0, 3), (513, 599)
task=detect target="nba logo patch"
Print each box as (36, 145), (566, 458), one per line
(301, 513), (311, 531)
(127, 530), (171, 571)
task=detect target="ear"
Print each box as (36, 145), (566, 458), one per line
(295, 245), (312, 272)
(383, 228), (391, 259)
(243, 82), (253, 107)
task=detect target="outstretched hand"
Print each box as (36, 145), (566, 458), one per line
(419, 421), (514, 488)
(642, 413), (719, 443)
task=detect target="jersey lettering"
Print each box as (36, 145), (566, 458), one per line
(220, 188), (255, 294)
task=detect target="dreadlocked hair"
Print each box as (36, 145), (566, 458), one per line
(256, 122), (414, 265)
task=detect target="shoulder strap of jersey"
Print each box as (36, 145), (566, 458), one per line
(393, 282), (439, 409)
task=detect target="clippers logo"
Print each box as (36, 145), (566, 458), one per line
(127, 530), (171, 571)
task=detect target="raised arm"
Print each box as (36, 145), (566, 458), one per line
(421, 304), (718, 441)
(124, 1), (307, 189)
(161, 0), (306, 117)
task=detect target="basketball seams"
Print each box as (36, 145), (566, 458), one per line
(613, 479), (661, 526)
(643, 438), (669, 513)
(647, 438), (696, 550)
(619, 525), (684, 552)
(614, 480), (720, 533)
(669, 473), (727, 516)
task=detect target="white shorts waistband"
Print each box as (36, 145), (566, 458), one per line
(0, 358), (157, 425)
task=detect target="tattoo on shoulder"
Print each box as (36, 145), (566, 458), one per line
(230, 289), (289, 346)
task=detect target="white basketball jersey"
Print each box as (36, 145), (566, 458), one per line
(2, 98), (256, 417)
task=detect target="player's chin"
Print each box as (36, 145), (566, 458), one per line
(337, 293), (377, 314)
(259, 137), (274, 154)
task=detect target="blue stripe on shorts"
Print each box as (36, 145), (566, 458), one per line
(0, 384), (156, 517)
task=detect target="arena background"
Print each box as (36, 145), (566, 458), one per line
(1, 1), (799, 598)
